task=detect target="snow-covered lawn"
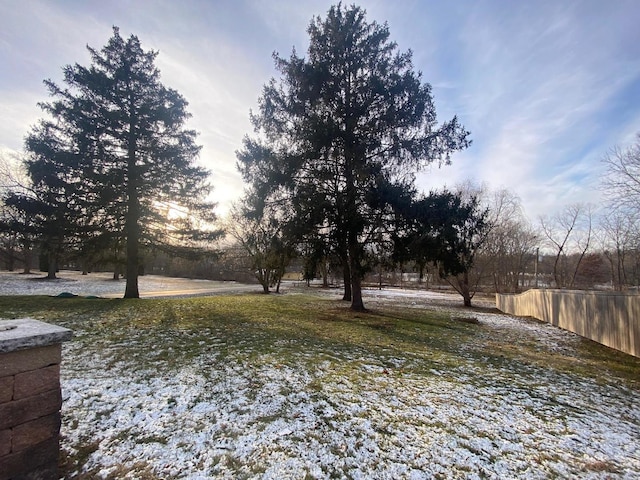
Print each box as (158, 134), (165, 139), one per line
(0, 270), (256, 298)
(1, 272), (638, 479)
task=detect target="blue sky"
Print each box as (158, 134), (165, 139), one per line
(1, 0), (639, 219)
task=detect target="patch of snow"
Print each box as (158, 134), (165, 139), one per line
(0, 270), (256, 298)
(59, 314), (639, 479)
(2, 272), (637, 478)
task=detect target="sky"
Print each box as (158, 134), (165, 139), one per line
(1, 0), (639, 220)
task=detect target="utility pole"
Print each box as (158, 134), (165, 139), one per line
(534, 247), (539, 288)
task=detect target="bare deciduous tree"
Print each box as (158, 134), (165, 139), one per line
(0, 152), (35, 272)
(225, 201), (294, 294)
(483, 189), (538, 292)
(540, 204), (593, 288)
(601, 133), (640, 214)
(597, 209), (640, 290)
(599, 133), (640, 289)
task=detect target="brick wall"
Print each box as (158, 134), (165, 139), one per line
(0, 320), (72, 480)
(0, 345), (63, 480)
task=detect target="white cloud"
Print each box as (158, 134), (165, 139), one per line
(0, 0), (638, 222)
(412, 0), (640, 219)
(0, 92), (42, 151)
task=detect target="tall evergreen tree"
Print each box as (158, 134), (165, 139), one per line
(17, 122), (88, 278)
(238, 4), (469, 310)
(0, 194), (38, 274)
(27, 27), (219, 297)
(393, 190), (490, 306)
(432, 192), (490, 307)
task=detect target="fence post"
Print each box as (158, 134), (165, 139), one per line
(0, 319), (72, 480)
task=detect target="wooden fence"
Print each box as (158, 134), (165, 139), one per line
(496, 289), (640, 358)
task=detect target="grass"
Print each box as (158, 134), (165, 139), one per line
(2, 293), (465, 361)
(1, 291), (636, 384)
(1, 290), (639, 478)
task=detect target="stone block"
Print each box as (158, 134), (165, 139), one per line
(21, 463), (60, 480)
(0, 437), (58, 480)
(0, 345), (61, 377)
(14, 365), (60, 401)
(0, 319), (70, 480)
(0, 429), (11, 456)
(0, 376), (13, 404)
(12, 412), (61, 453)
(0, 319), (72, 354)
(0, 389), (62, 431)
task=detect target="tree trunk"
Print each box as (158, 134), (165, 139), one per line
(46, 250), (57, 280)
(6, 250), (15, 271)
(461, 271), (472, 307)
(124, 222), (139, 297)
(618, 248), (626, 290)
(552, 250), (563, 288)
(124, 116), (140, 299)
(350, 272), (365, 311)
(463, 294), (472, 307)
(342, 263), (352, 301)
(321, 260), (329, 288)
(257, 269), (270, 293)
(348, 242), (365, 311)
(22, 246), (32, 274)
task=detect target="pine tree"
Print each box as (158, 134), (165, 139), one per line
(27, 27), (219, 297)
(238, 4), (469, 310)
(20, 122), (88, 278)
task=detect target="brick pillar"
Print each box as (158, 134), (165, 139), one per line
(0, 319), (72, 480)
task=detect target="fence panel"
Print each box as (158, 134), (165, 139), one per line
(496, 290), (639, 358)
